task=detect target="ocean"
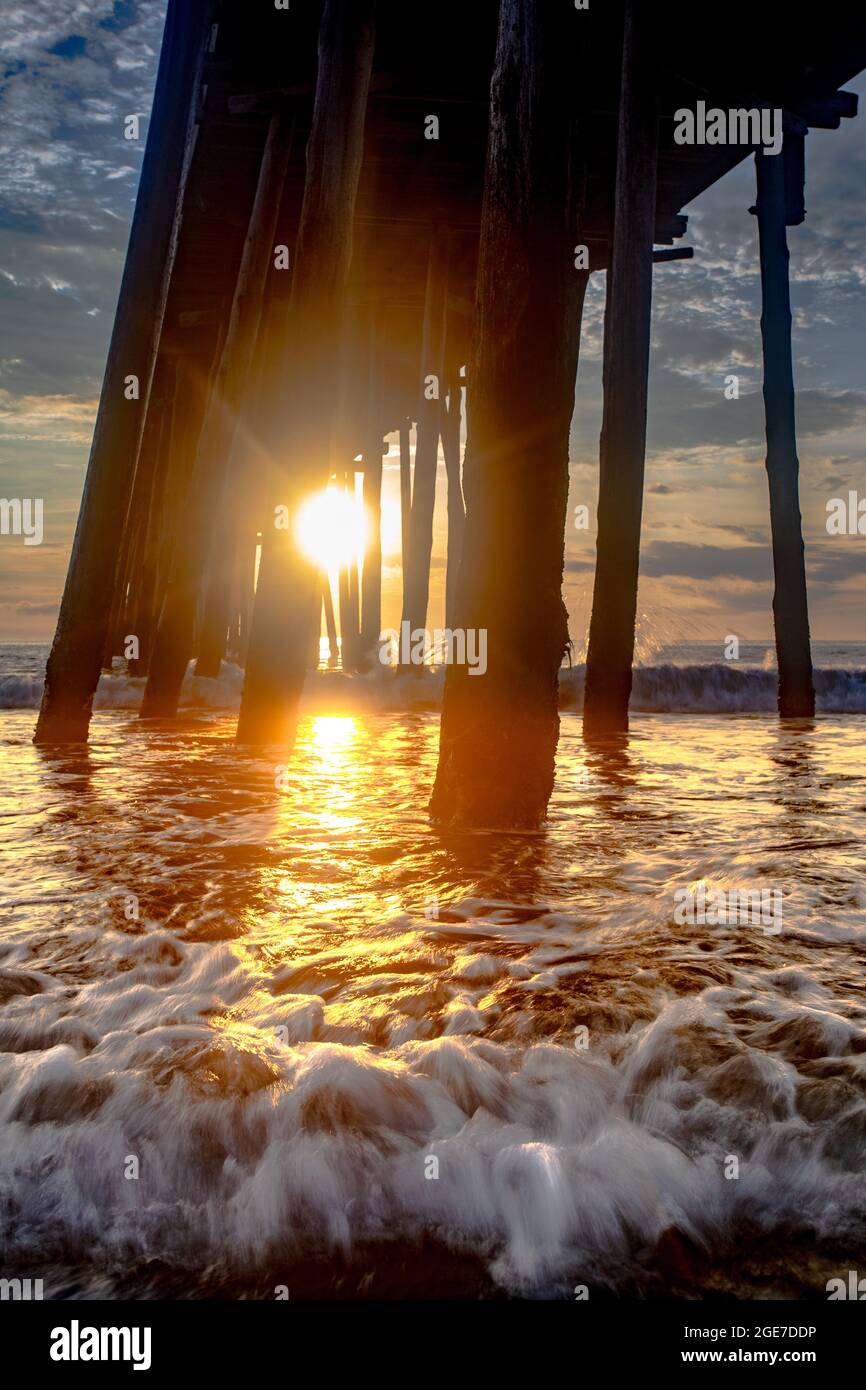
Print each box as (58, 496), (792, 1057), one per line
(0, 640), (864, 1298)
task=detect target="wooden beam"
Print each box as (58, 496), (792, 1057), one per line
(399, 231), (448, 656)
(652, 246), (694, 262)
(754, 146), (815, 718)
(785, 90), (858, 129)
(127, 362), (178, 677)
(338, 471), (362, 670)
(360, 308), (384, 661)
(141, 106), (294, 713)
(322, 575), (338, 665)
(399, 420), (412, 592)
(430, 0), (585, 828)
(34, 0), (216, 743)
(441, 365), (465, 632)
(237, 0), (376, 743)
(584, 0), (659, 737)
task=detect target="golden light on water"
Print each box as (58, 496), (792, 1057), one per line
(309, 714), (359, 757)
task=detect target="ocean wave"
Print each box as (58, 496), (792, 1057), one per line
(0, 674), (43, 710)
(561, 663), (866, 714)
(0, 907), (864, 1298)
(2, 662), (865, 715)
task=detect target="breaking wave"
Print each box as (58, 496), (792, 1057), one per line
(561, 663), (866, 714)
(1, 662), (865, 715)
(1, 903), (865, 1298)
(1, 698), (864, 1298)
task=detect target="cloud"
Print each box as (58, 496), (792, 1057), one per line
(639, 541), (773, 583)
(2, 10), (866, 641)
(6, 599), (58, 616)
(0, 388), (97, 444)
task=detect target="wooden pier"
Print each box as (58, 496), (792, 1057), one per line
(36, 0), (866, 826)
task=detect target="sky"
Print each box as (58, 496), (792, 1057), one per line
(1, 0), (864, 650)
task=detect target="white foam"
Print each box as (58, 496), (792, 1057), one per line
(1, 901), (864, 1296)
(3, 660), (864, 714)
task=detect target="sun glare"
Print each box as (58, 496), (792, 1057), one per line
(295, 480), (402, 581)
(295, 484), (367, 575)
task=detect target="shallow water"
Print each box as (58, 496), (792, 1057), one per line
(1, 696), (865, 1299)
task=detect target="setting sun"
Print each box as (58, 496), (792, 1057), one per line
(295, 478), (401, 579)
(295, 483), (367, 575)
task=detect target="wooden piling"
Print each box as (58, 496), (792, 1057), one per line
(34, 0), (215, 743)
(141, 107), (294, 715)
(322, 575), (338, 665)
(399, 420), (412, 596)
(442, 367), (465, 631)
(754, 144), (815, 718)
(430, 0), (584, 828)
(583, 0), (658, 737)
(237, 0), (375, 743)
(128, 362), (178, 676)
(195, 280), (287, 680)
(400, 233), (448, 656)
(360, 311), (384, 662)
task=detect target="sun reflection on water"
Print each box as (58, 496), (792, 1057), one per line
(308, 715), (359, 756)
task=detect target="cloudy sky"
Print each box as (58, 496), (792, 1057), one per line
(1, 0), (865, 649)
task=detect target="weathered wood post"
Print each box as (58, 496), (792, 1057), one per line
(108, 354), (182, 672)
(237, 0), (375, 743)
(583, 0), (658, 737)
(442, 366), (465, 630)
(128, 362), (178, 675)
(322, 576), (338, 664)
(360, 309), (384, 662)
(141, 107), (294, 715)
(399, 418), (412, 594)
(193, 534), (235, 678)
(34, 0), (215, 742)
(360, 454), (384, 661)
(148, 340), (218, 659)
(430, 0), (583, 828)
(338, 480), (361, 673)
(195, 267), (290, 680)
(400, 233), (448, 658)
(235, 529), (260, 667)
(753, 139), (815, 717)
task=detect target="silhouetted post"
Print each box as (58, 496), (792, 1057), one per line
(338, 567), (353, 668)
(338, 473), (362, 671)
(442, 367), (465, 629)
(237, 0), (375, 742)
(322, 576), (338, 665)
(360, 309), (384, 662)
(107, 361), (178, 672)
(34, 0), (215, 743)
(583, 0), (658, 736)
(400, 233), (448, 655)
(129, 362), (178, 675)
(753, 142), (815, 717)
(235, 529), (260, 666)
(194, 534), (234, 677)
(430, 0), (583, 827)
(196, 301), (285, 679)
(225, 332), (274, 668)
(360, 449), (384, 661)
(399, 419), (412, 593)
(148, 342), (217, 657)
(142, 107), (294, 713)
